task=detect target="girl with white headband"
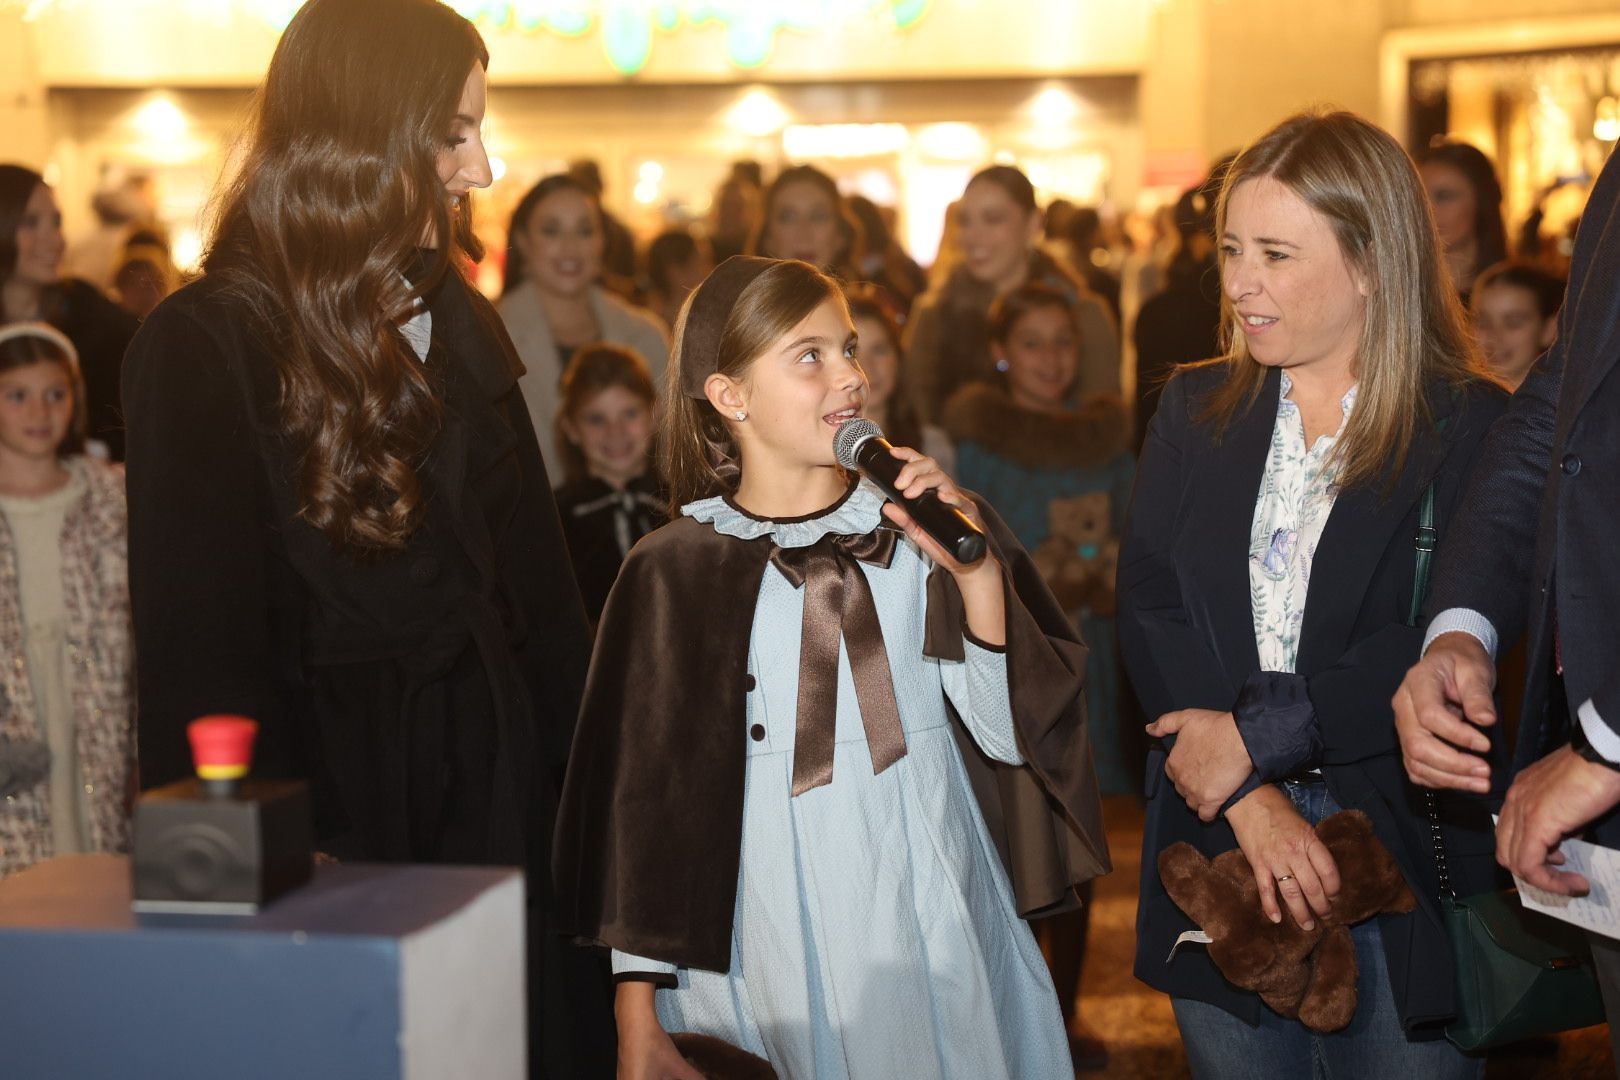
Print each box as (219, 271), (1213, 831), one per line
(0, 321), (133, 879)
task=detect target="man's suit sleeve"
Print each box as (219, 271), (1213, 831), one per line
(1423, 326), (1563, 649)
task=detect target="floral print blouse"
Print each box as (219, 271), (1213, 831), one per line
(1248, 372), (1358, 675)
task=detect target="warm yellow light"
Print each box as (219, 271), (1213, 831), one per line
(726, 87), (791, 138)
(489, 155), (508, 182)
(916, 123), (987, 163)
(782, 123), (910, 160)
(130, 94), (189, 142)
(638, 160), (665, 183)
(1029, 85), (1082, 127)
(1596, 97), (1620, 143)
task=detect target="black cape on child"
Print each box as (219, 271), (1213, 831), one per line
(553, 489), (1112, 973)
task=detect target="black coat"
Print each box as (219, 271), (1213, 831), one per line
(1429, 146), (1620, 845)
(1119, 364), (1508, 1033)
(51, 277), (138, 461)
(123, 268), (614, 1076)
(553, 472), (666, 623)
(1132, 256), (1221, 452)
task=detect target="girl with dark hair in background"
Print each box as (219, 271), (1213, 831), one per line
(499, 173), (669, 479)
(843, 283), (954, 473)
(644, 227), (713, 333)
(120, 2), (614, 1074)
(1470, 259), (1564, 390)
(943, 280), (1136, 1069)
(551, 343), (666, 625)
(845, 193), (929, 316)
(1418, 141), (1508, 302)
(0, 323), (133, 881)
(0, 165), (138, 460)
(906, 164), (1120, 425)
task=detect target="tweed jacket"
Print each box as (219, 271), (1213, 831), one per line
(0, 457), (134, 878)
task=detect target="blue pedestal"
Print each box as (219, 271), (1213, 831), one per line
(0, 854), (525, 1080)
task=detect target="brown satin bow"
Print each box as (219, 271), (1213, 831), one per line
(770, 529), (908, 795)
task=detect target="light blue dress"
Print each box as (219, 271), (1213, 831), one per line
(612, 480), (1071, 1080)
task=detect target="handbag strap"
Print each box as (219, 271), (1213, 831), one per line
(1410, 419), (1456, 900)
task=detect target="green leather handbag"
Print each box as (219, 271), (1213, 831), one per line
(1410, 483), (1607, 1052)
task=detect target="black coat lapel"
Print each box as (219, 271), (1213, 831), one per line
(1182, 367), (1278, 683)
(1296, 383), (1455, 674)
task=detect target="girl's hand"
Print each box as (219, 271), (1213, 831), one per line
(615, 985), (703, 1080)
(879, 446), (998, 581)
(1149, 709), (1254, 822)
(1224, 784), (1340, 931)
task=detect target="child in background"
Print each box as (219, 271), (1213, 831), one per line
(942, 281), (1135, 1070)
(552, 343), (666, 623)
(554, 256), (1108, 1080)
(843, 283), (956, 475)
(0, 323), (133, 878)
(1470, 259), (1564, 390)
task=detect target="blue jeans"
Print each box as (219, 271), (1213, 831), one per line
(1171, 780), (1482, 1080)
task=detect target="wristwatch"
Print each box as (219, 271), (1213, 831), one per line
(1570, 718), (1620, 772)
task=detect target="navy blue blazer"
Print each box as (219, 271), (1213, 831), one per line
(1427, 147), (1620, 849)
(1120, 363), (1507, 1032)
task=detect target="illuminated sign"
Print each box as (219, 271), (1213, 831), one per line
(448, 1), (933, 75)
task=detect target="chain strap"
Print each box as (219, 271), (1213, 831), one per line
(1409, 480), (1458, 900)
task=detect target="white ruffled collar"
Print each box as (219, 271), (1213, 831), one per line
(682, 477), (888, 548)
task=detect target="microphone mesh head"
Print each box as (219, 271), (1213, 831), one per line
(833, 417), (882, 469)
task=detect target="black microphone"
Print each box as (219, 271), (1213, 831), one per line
(834, 418), (987, 565)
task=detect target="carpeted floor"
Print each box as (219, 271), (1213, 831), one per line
(1069, 795), (1614, 1078)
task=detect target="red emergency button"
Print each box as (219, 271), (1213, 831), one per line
(188, 715), (259, 783)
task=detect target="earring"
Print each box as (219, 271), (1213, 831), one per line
(994, 358), (1010, 373)
(734, 410), (748, 421)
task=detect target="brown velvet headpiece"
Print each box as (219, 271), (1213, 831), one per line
(678, 255), (776, 400)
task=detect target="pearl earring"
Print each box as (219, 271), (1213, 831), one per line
(734, 410), (748, 421)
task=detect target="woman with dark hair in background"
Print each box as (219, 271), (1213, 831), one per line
(749, 163), (863, 283)
(120, 2), (614, 1074)
(499, 173), (669, 478)
(906, 164), (1120, 425)
(0, 165), (138, 460)
(1418, 141), (1508, 302)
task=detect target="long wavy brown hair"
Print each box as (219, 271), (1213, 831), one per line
(204, 0), (487, 554)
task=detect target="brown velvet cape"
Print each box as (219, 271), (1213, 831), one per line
(552, 492), (1112, 973)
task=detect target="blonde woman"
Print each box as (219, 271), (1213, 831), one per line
(1119, 111), (1506, 1075)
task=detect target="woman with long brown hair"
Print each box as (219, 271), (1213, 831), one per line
(121, 2), (612, 1074)
(1120, 110), (1506, 1075)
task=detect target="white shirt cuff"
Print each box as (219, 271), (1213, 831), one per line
(611, 949), (678, 978)
(1579, 699), (1620, 764)
(1423, 608), (1499, 660)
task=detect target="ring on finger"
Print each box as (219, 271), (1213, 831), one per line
(1276, 874), (1294, 883)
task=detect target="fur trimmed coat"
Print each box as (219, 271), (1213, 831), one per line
(0, 457), (134, 878)
(905, 249), (1120, 425)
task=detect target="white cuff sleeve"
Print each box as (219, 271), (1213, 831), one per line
(611, 949), (678, 978)
(1579, 699), (1620, 764)
(1423, 608), (1499, 660)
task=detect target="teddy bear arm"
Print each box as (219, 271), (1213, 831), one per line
(1297, 925), (1359, 1033)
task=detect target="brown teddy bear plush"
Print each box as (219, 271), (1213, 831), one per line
(1158, 809), (1416, 1032)
(1030, 492), (1119, 616)
(670, 1032), (778, 1079)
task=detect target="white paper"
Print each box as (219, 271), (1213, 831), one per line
(1497, 815), (1620, 940)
